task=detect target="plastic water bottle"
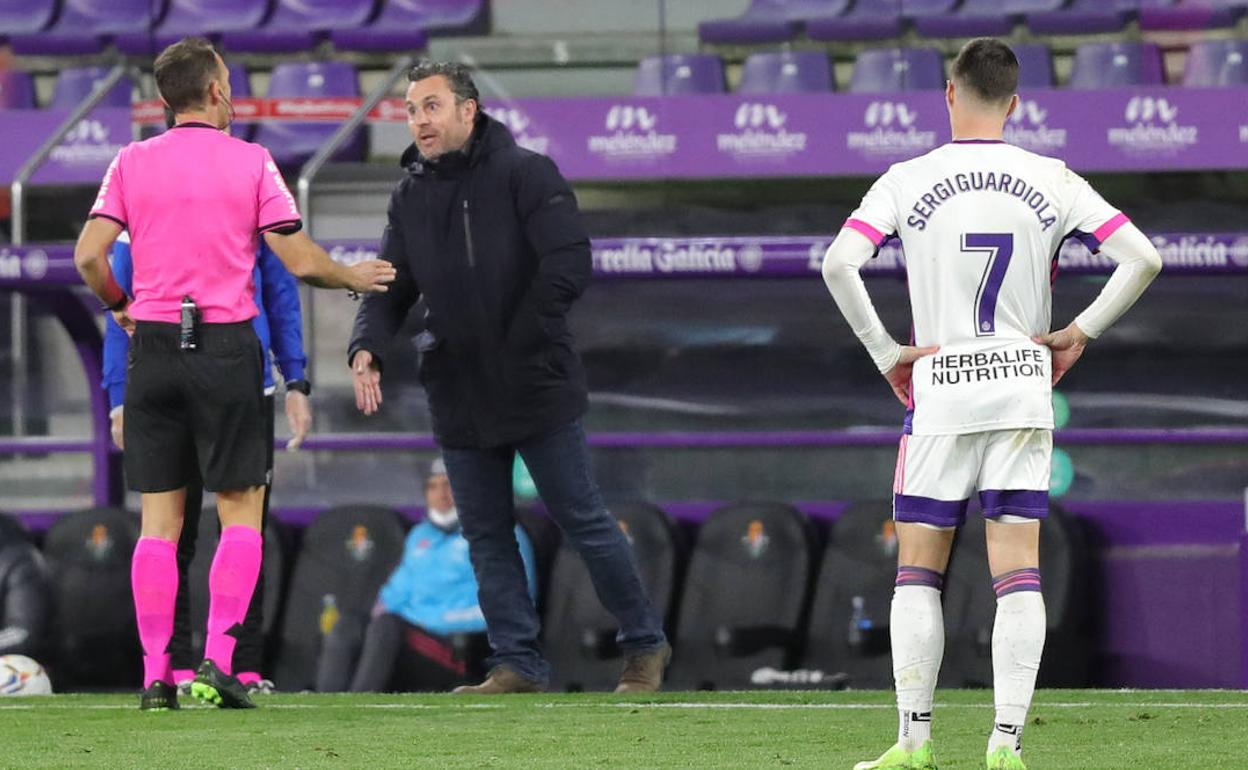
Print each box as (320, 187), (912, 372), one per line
(848, 595), (873, 650)
(319, 594), (340, 636)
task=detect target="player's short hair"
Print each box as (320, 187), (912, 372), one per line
(154, 37), (222, 115)
(951, 38), (1019, 105)
(408, 60), (481, 108)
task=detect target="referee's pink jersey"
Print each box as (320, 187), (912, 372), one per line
(89, 122), (302, 324)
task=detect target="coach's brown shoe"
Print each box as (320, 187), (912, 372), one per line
(614, 643), (671, 693)
(452, 666), (543, 695)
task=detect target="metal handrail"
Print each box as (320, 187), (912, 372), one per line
(8, 62), (128, 440)
(10, 62), (130, 247)
(293, 54), (413, 387)
(295, 54), (415, 230)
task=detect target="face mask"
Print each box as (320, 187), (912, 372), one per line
(426, 506), (459, 532)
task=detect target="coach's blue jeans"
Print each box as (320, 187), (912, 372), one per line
(441, 419), (667, 685)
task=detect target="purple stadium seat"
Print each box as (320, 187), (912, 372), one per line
(114, 0), (274, 56)
(402, 0), (488, 33)
(228, 63), (253, 98)
(914, 0), (1016, 37)
(849, 47), (945, 93)
(0, 70), (36, 109)
(333, 0), (486, 52)
(1004, 0), (1067, 11)
(252, 61), (366, 170)
(807, 0), (905, 40)
(916, 0), (1067, 35)
(1028, 0), (1174, 35)
(1141, 0), (1245, 30)
(223, 0), (375, 53)
(1068, 42), (1166, 89)
(739, 51), (833, 93)
(698, 0), (849, 45)
(50, 67), (135, 109)
(8, 0), (162, 56)
(0, 0), (58, 36)
(1183, 39), (1248, 87)
(1013, 43), (1056, 89)
(634, 54), (726, 96)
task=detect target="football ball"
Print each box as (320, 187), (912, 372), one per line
(0, 655), (53, 696)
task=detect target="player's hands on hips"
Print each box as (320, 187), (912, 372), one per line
(285, 390), (312, 451)
(110, 408), (124, 451)
(112, 308), (135, 336)
(346, 260), (397, 294)
(352, 350), (383, 416)
(883, 345), (940, 407)
(1032, 323), (1090, 386)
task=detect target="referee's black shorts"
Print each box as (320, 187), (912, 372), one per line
(123, 320), (268, 493)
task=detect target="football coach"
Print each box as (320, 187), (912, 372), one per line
(348, 61), (669, 694)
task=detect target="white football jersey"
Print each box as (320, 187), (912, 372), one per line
(845, 140), (1126, 435)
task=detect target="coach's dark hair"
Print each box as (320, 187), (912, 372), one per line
(951, 38), (1019, 104)
(408, 60), (481, 108)
(154, 37), (222, 114)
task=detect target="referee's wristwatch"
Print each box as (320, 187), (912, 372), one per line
(105, 294), (129, 313)
(286, 379), (312, 396)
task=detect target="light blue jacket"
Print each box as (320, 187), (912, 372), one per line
(378, 521), (538, 635)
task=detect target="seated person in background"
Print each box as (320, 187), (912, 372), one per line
(0, 515), (49, 660)
(316, 459), (537, 692)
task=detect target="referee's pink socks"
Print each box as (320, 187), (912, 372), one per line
(132, 536), (178, 688)
(203, 525), (263, 676)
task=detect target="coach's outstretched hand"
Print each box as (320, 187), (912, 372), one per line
(1033, 323), (1090, 386)
(346, 260), (398, 295)
(884, 345), (940, 407)
(352, 350), (383, 416)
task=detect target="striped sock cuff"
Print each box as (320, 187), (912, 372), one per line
(992, 567), (1042, 597)
(896, 565), (944, 590)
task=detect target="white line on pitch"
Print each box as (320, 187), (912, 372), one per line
(1, 701), (1246, 711)
(554, 702), (1248, 710)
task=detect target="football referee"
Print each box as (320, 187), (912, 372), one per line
(73, 37), (395, 711)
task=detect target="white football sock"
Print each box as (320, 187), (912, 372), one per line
(989, 589), (1046, 755)
(891, 584), (944, 751)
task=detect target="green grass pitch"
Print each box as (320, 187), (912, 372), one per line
(2, 689), (1246, 769)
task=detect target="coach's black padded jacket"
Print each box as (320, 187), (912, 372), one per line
(348, 113), (591, 449)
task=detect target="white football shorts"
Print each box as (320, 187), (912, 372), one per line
(892, 428), (1052, 528)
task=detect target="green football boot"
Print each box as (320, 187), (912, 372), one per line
(986, 747), (1027, 770)
(139, 681), (179, 712)
(190, 659), (256, 709)
(853, 741), (938, 770)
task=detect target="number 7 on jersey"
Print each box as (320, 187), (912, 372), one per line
(962, 233), (1014, 337)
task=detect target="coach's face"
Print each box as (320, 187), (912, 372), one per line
(406, 75), (477, 161)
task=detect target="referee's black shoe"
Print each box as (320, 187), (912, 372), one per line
(191, 660), (256, 709)
(139, 681), (180, 712)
